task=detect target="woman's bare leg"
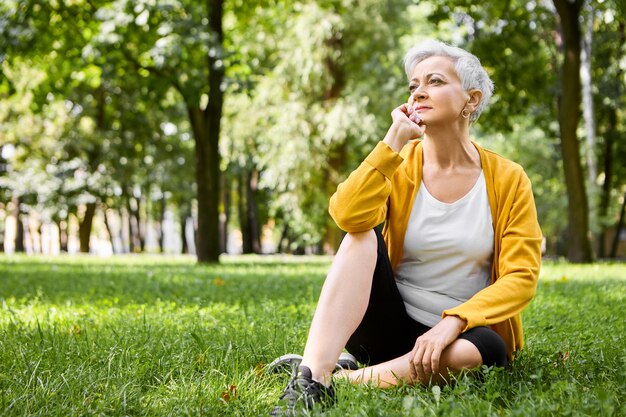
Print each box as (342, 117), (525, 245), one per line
(336, 339), (482, 387)
(299, 230), (378, 385)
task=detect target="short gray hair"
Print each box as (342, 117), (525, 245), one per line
(404, 40), (494, 122)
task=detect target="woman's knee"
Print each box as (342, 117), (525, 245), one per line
(442, 339), (483, 371)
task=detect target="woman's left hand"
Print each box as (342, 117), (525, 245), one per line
(408, 316), (467, 382)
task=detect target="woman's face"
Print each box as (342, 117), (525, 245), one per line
(407, 56), (470, 127)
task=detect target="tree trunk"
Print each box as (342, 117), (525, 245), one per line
(554, 0), (592, 262)
(221, 175), (231, 253)
(102, 206), (116, 254)
(597, 22), (624, 258)
(57, 219), (68, 252)
(597, 108), (616, 258)
(78, 202), (96, 253)
(610, 193), (626, 258)
(158, 195), (167, 253)
(238, 172), (251, 253)
(190, 105), (221, 261)
(181, 214), (188, 254)
(246, 169), (261, 253)
(580, 3), (596, 187)
(126, 196), (139, 253)
(278, 223), (289, 254)
(0, 211), (4, 253)
(188, 0), (225, 263)
(13, 196), (25, 253)
(137, 197), (145, 252)
(580, 3), (598, 250)
(237, 168), (261, 254)
(131, 194), (145, 252)
(180, 204), (191, 254)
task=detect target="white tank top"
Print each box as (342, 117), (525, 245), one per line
(394, 171), (494, 327)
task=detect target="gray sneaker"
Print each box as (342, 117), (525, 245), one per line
(336, 352), (359, 371)
(267, 352), (359, 375)
(270, 366), (336, 416)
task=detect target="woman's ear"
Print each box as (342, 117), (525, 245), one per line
(466, 89), (483, 112)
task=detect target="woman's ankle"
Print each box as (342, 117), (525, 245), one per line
(299, 361), (335, 386)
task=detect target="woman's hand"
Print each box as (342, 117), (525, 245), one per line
(408, 316), (466, 383)
(383, 103), (425, 152)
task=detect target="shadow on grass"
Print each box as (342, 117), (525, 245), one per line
(0, 256), (331, 307)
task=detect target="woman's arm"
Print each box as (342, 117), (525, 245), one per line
(329, 104), (424, 232)
(329, 142), (401, 232)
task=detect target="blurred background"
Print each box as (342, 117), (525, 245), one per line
(0, 0), (624, 263)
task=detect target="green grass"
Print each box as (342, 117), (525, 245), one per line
(0, 255), (624, 416)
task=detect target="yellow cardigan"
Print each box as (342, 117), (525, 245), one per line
(329, 140), (542, 359)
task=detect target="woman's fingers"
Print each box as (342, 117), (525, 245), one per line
(411, 339), (446, 383)
(421, 345), (433, 375)
(410, 343), (425, 380)
(403, 103), (422, 126)
(430, 348), (442, 375)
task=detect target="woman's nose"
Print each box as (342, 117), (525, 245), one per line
(413, 89), (428, 100)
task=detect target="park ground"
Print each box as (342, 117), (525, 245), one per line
(0, 255), (624, 416)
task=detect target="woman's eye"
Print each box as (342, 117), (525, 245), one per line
(409, 85), (417, 92)
(429, 78), (442, 84)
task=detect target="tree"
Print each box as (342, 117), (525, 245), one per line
(222, 0), (416, 253)
(90, 0), (225, 262)
(2, 0), (202, 256)
(592, 7), (626, 258)
(553, 0), (592, 262)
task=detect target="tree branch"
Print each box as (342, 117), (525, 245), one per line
(119, 47), (187, 101)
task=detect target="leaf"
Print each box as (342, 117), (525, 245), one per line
(220, 384), (237, 403)
(68, 324), (81, 335)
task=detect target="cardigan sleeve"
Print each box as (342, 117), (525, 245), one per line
(442, 169), (542, 330)
(329, 141), (404, 232)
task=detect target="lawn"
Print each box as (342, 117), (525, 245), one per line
(0, 255), (624, 416)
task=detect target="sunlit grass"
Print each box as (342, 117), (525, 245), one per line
(0, 255), (624, 416)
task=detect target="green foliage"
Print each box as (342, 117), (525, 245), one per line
(475, 118), (567, 246)
(1, 0), (625, 256)
(0, 0), (197, 239)
(0, 256), (624, 416)
(221, 0), (418, 248)
(430, 0), (558, 132)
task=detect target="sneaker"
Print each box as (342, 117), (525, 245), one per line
(267, 352), (359, 374)
(336, 352), (359, 371)
(267, 353), (303, 375)
(270, 366), (336, 416)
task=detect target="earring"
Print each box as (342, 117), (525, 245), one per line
(461, 109), (471, 119)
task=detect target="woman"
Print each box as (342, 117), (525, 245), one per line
(270, 40), (542, 416)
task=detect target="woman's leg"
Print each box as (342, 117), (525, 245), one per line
(299, 230), (379, 385)
(337, 326), (507, 387)
(298, 227), (506, 388)
(337, 338), (482, 387)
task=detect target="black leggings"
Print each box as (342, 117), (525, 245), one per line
(345, 228), (508, 368)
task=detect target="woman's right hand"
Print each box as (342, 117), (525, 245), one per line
(383, 103), (425, 153)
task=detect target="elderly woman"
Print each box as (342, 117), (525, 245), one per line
(270, 40), (542, 415)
